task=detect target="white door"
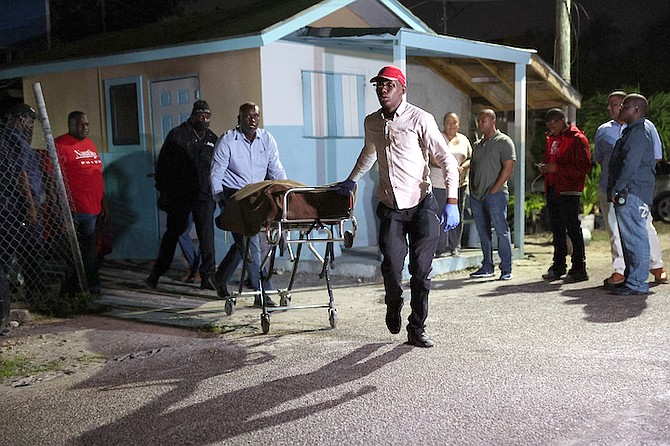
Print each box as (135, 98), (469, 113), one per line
(149, 76), (200, 240)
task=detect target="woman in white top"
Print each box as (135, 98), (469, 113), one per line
(429, 112), (473, 256)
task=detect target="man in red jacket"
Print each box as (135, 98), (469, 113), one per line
(539, 108), (592, 283)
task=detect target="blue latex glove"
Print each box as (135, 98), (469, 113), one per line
(440, 203), (460, 232)
(336, 179), (356, 197)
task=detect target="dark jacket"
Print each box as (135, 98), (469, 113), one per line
(543, 122), (591, 197)
(154, 120), (218, 208)
(607, 118), (656, 205)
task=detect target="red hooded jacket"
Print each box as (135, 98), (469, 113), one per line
(543, 122), (591, 197)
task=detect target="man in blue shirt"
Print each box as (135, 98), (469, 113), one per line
(209, 102), (286, 306)
(607, 94), (656, 295)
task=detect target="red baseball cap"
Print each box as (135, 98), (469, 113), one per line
(370, 65), (406, 87)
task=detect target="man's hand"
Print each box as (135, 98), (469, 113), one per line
(336, 179), (356, 197)
(440, 203), (460, 232)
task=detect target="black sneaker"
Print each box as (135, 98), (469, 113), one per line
(542, 268), (565, 281)
(145, 275), (158, 289)
(385, 303), (403, 334)
(564, 269), (588, 283)
(204, 276), (229, 298)
(407, 331), (435, 348)
(470, 267), (495, 278)
(254, 294), (278, 307)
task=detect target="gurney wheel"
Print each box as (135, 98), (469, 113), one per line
(224, 299), (234, 316)
(344, 230), (354, 249)
(328, 308), (338, 329)
(261, 314), (271, 334)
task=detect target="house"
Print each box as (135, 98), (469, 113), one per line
(0, 0), (580, 264)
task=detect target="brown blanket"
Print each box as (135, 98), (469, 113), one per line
(217, 180), (353, 236)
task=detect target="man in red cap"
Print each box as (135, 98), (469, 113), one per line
(338, 65), (460, 348)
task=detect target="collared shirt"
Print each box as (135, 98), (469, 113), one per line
(595, 118), (662, 192)
(347, 99), (459, 210)
(469, 130), (516, 201)
(210, 127), (287, 196)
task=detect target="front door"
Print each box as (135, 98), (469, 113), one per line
(149, 76), (200, 242)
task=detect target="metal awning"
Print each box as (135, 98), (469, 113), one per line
(288, 27), (581, 110)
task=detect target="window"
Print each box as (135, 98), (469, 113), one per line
(302, 71), (365, 138)
(105, 76), (145, 152)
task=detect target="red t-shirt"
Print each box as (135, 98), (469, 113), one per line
(54, 134), (104, 214)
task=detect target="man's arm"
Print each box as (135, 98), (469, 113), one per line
(489, 159), (515, 194)
(210, 135), (230, 199)
(346, 117), (378, 182)
(265, 133), (287, 181)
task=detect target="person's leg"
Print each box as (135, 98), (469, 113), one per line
(191, 199), (216, 280)
(646, 213), (665, 271)
(73, 213), (99, 292)
(377, 202), (409, 334)
(406, 194), (440, 338)
(614, 194), (650, 293)
(485, 191), (513, 274)
(545, 193), (567, 273)
(599, 191), (625, 276)
(215, 232), (245, 291)
(432, 187), (448, 255)
(561, 195), (586, 273)
(177, 213), (196, 271)
(148, 207), (190, 284)
(245, 234), (275, 291)
(470, 196), (494, 273)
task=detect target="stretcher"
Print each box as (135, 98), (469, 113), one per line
(219, 181), (357, 334)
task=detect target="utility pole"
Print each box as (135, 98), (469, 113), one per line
(554, 0), (575, 121)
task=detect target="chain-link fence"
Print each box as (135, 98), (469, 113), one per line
(0, 89), (87, 318)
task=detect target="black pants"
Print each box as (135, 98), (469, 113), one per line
(546, 193), (585, 272)
(151, 198), (216, 278)
(377, 194), (439, 335)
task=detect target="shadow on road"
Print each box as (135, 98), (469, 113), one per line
(71, 342), (410, 444)
(562, 285), (649, 323)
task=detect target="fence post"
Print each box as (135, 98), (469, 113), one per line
(32, 82), (88, 293)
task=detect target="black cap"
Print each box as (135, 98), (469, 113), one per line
(192, 100), (211, 115)
(9, 103), (37, 119)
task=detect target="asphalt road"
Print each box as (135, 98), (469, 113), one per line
(2, 229), (670, 445)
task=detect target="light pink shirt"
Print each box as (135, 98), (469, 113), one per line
(348, 100), (459, 209)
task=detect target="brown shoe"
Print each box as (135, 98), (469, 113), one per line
(605, 272), (625, 286)
(650, 268), (668, 283)
(180, 269), (195, 283)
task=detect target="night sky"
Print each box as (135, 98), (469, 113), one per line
(399, 0), (670, 46)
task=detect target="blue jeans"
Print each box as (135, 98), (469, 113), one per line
(614, 193), (650, 293)
(178, 212), (201, 272)
(470, 191), (512, 273)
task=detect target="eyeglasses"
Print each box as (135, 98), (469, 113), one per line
(375, 81), (397, 90)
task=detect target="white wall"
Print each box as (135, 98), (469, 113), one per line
(259, 41), (472, 251)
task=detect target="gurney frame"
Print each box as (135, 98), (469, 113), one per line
(224, 186), (356, 334)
